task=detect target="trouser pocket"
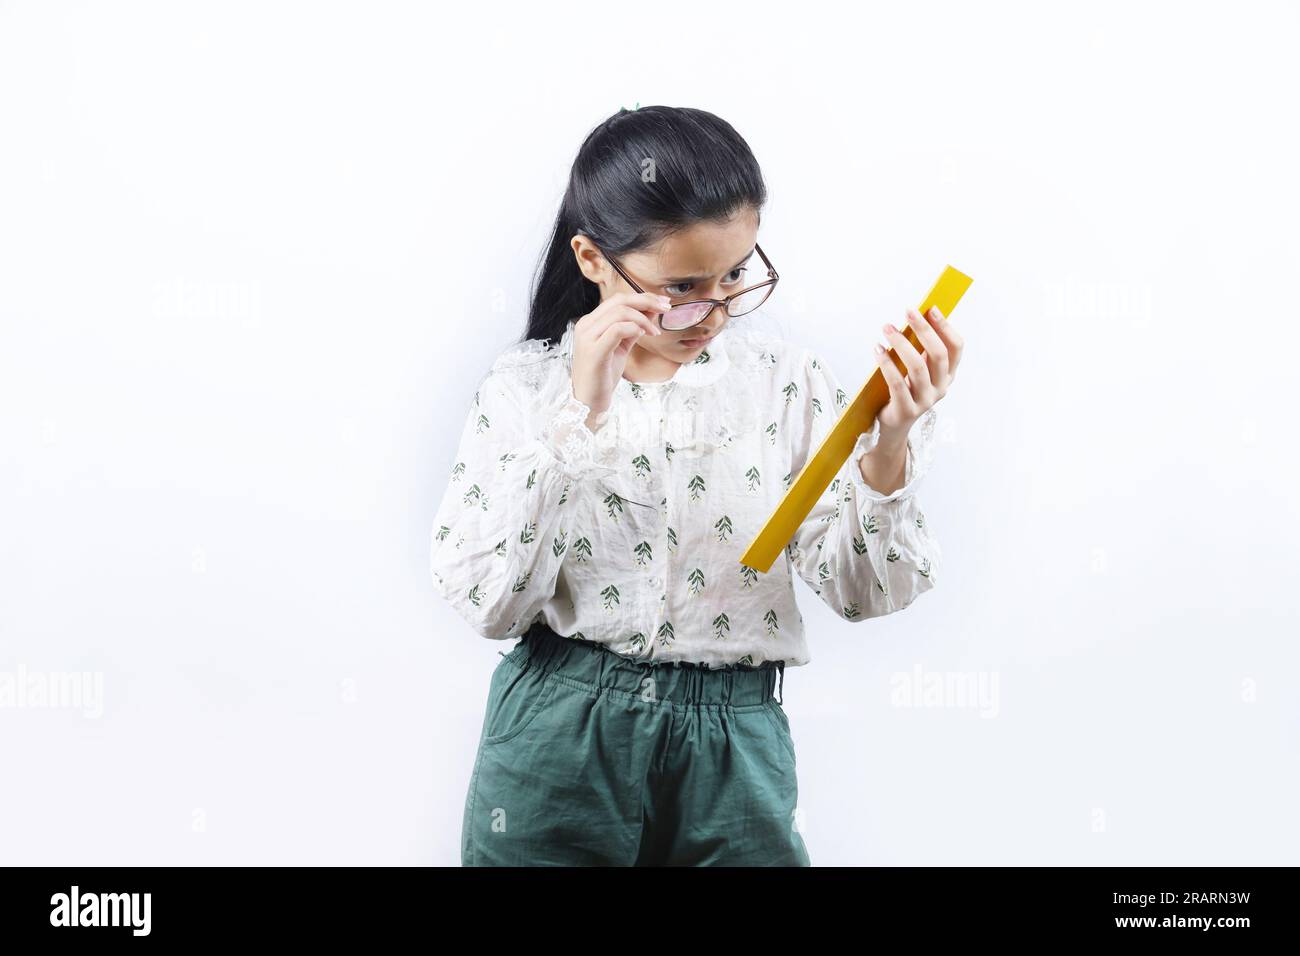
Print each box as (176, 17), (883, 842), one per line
(482, 660), (559, 745)
(762, 698), (798, 764)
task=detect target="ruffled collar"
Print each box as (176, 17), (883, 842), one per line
(554, 318), (765, 462)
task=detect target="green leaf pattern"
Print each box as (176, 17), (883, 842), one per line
(428, 330), (938, 668)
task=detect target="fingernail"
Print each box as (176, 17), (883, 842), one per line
(873, 343), (885, 355)
(928, 306), (943, 320)
(658, 297), (673, 308)
(884, 323), (898, 335)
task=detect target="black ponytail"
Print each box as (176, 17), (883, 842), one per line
(523, 106), (768, 347)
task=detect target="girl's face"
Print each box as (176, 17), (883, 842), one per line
(574, 206), (761, 361)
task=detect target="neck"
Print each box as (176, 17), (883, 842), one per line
(622, 344), (681, 384)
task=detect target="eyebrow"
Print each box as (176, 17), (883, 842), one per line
(659, 246), (757, 284)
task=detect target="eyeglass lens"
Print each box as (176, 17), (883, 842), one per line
(659, 284), (773, 330)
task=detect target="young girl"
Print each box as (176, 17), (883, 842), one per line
(430, 106), (963, 866)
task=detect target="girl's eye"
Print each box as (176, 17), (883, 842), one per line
(664, 267), (747, 299)
(722, 266), (748, 287)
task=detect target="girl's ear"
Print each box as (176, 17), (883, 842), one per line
(570, 234), (608, 286)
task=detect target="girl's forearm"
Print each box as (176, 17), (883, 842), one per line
(857, 431), (908, 495)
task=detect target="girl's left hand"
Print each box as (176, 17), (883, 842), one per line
(873, 305), (964, 439)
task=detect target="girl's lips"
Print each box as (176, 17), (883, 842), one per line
(678, 334), (713, 347)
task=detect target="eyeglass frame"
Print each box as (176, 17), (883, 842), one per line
(597, 242), (780, 330)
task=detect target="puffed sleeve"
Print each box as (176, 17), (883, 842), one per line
(430, 361), (617, 639)
(784, 347), (942, 621)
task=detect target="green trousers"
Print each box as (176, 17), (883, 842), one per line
(461, 621), (811, 866)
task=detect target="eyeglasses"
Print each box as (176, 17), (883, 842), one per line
(599, 242), (780, 331)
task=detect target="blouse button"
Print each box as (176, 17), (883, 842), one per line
(649, 576), (662, 588)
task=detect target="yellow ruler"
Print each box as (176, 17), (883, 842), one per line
(739, 265), (973, 573)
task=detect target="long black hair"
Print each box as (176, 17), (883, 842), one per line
(524, 105), (768, 347)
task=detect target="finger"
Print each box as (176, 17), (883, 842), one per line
(882, 319), (932, 395)
(619, 304), (666, 337)
(873, 342), (918, 417)
(614, 291), (674, 325)
(595, 319), (656, 354)
(589, 300), (665, 341)
(924, 305), (964, 377)
(612, 307), (662, 343)
(587, 293), (669, 328)
(904, 307), (950, 390)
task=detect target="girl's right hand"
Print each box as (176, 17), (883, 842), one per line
(570, 292), (673, 420)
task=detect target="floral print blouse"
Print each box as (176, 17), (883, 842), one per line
(430, 316), (942, 668)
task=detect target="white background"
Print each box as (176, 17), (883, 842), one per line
(2, 0), (1297, 865)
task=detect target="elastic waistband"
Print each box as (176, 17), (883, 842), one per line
(502, 621), (785, 707)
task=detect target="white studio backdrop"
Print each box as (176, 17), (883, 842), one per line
(1, 1), (1297, 865)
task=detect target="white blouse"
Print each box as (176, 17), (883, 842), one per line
(430, 316), (942, 668)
